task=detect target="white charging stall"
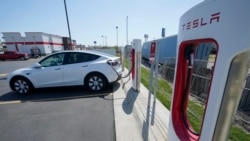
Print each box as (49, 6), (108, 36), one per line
(131, 39), (142, 92)
(120, 46), (125, 71)
(168, 0), (250, 141)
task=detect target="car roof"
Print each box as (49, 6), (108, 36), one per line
(55, 50), (118, 59)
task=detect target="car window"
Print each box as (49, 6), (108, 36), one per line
(65, 52), (100, 64)
(39, 53), (65, 67)
(89, 53), (101, 61)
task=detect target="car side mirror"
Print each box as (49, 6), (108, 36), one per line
(33, 63), (42, 68)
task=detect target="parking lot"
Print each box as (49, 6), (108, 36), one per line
(0, 58), (117, 141)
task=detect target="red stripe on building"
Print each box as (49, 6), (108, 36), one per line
(5, 42), (64, 46)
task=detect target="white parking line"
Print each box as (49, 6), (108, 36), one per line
(0, 100), (22, 105)
(0, 73), (8, 77)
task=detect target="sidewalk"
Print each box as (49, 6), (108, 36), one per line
(113, 70), (170, 141)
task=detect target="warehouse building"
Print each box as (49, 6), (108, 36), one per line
(2, 32), (76, 56)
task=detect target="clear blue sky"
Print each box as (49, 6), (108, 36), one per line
(0, 0), (202, 47)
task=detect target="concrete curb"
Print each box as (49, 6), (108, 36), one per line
(113, 70), (170, 141)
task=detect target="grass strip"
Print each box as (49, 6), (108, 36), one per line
(124, 59), (249, 140)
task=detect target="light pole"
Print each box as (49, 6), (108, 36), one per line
(126, 16), (129, 45)
(116, 26), (118, 48)
(93, 41), (97, 48)
(105, 36), (107, 47)
(101, 35), (104, 47)
(64, 0), (72, 50)
(144, 34), (148, 42)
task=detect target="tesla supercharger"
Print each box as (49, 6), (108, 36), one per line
(168, 0), (250, 141)
(131, 39), (142, 92)
(149, 41), (159, 101)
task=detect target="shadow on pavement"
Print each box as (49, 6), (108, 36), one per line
(0, 82), (120, 103)
(122, 87), (139, 114)
(0, 78), (7, 80)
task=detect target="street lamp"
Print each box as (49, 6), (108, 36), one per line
(93, 41), (97, 48)
(144, 34), (148, 42)
(105, 36), (107, 47)
(116, 26), (118, 48)
(126, 16), (129, 45)
(101, 35), (104, 47)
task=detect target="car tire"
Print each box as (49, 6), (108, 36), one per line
(10, 77), (34, 94)
(19, 57), (25, 60)
(85, 73), (107, 91)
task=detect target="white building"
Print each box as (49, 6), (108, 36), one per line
(2, 32), (74, 55)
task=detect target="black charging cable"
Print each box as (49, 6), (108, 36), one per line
(108, 59), (133, 79)
(181, 44), (197, 133)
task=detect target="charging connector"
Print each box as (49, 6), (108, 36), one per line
(185, 44), (195, 68)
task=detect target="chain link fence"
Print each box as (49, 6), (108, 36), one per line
(160, 57), (250, 132)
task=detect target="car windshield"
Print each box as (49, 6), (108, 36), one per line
(39, 53), (65, 67)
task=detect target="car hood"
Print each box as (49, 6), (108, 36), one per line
(7, 67), (33, 80)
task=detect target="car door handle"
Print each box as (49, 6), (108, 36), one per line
(55, 68), (61, 70)
(82, 65), (88, 67)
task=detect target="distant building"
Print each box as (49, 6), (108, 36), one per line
(2, 32), (76, 55)
(62, 37), (77, 50)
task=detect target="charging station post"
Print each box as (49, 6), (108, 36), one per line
(131, 39), (142, 92)
(121, 47), (125, 71)
(149, 41), (159, 102)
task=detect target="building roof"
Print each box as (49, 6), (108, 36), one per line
(2, 32), (63, 38)
(25, 32), (63, 38)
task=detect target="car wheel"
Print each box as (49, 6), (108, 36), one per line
(86, 73), (107, 91)
(19, 57), (25, 60)
(10, 77), (33, 94)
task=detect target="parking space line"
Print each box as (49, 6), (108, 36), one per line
(0, 100), (22, 105)
(0, 73), (8, 77)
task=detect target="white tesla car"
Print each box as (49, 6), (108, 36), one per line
(7, 50), (122, 94)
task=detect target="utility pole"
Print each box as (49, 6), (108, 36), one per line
(126, 16), (129, 45)
(105, 36), (107, 47)
(64, 0), (72, 50)
(101, 35), (104, 47)
(116, 26), (118, 47)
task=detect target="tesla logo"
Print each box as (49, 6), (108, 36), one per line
(150, 42), (156, 58)
(182, 12), (220, 31)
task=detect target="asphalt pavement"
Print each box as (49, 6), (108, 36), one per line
(0, 59), (116, 141)
(0, 59), (170, 141)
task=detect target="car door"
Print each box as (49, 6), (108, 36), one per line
(31, 53), (65, 88)
(5, 51), (13, 59)
(63, 52), (100, 86)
